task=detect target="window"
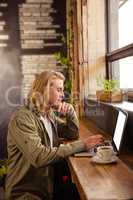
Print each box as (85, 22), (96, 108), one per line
(106, 0), (133, 93)
(119, 0), (133, 48)
(111, 57), (133, 89)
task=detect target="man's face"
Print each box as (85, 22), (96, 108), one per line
(48, 78), (64, 107)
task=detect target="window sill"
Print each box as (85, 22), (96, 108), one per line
(87, 98), (133, 112)
(99, 101), (133, 112)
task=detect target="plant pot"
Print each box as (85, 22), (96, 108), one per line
(96, 90), (123, 102)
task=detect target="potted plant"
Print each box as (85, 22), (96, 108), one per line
(0, 159), (8, 187)
(96, 77), (123, 102)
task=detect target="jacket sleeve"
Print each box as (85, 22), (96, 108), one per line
(54, 104), (79, 139)
(8, 110), (85, 168)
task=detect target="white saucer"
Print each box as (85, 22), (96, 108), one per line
(92, 155), (118, 164)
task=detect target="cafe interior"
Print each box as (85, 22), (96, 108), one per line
(0, 0), (133, 199)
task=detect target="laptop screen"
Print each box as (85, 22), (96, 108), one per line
(113, 109), (128, 152)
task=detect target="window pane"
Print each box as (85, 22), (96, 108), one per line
(119, 0), (133, 48)
(108, 0), (133, 51)
(111, 56), (133, 89)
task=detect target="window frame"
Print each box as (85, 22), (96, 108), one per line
(106, 0), (133, 81)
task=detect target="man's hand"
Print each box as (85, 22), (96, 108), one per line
(57, 102), (73, 116)
(84, 134), (104, 150)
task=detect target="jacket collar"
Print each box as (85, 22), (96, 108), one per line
(24, 99), (56, 128)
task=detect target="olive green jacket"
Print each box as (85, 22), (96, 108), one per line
(5, 105), (85, 199)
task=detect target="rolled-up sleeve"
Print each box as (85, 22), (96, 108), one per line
(55, 105), (79, 139)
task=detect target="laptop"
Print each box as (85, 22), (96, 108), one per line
(111, 108), (128, 153)
(74, 108), (128, 157)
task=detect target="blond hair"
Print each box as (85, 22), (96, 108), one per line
(27, 70), (65, 113)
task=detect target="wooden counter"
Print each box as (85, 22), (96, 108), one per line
(67, 119), (133, 200)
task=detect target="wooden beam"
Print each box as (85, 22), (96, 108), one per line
(107, 43), (133, 62)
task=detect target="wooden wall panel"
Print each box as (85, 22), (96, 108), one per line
(66, 0), (106, 116)
(74, 0), (106, 116)
(76, 0), (84, 115)
(87, 0), (106, 96)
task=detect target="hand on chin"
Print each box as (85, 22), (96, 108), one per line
(51, 102), (60, 110)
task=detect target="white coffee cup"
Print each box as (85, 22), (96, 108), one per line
(96, 146), (115, 161)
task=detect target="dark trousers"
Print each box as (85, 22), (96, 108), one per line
(53, 159), (80, 200)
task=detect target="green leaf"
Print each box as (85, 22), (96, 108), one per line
(65, 80), (72, 94)
(96, 76), (120, 92)
(0, 166), (7, 177)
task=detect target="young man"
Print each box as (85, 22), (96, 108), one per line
(5, 70), (103, 200)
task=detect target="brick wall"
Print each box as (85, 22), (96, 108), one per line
(0, 2), (9, 48)
(0, 0), (66, 158)
(19, 0), (66, 98)
(0, 0), (22, 158)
